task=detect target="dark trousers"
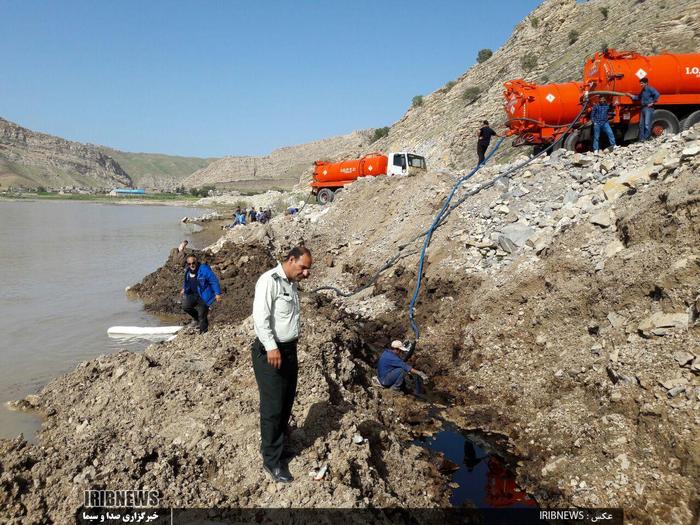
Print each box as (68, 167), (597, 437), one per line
(477, 142), (488, 165)
(181, 294), (209, 333)
(251, 337), (298, 469)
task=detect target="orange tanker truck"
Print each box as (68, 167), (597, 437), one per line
(311, 151), (427, 204)
(504, 49), (700, 152)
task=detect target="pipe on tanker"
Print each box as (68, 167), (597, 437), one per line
(505, 117), (578, 129)
(586, 90), (635, 98)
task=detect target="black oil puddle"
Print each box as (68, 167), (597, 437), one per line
(414, 421), (538, 509)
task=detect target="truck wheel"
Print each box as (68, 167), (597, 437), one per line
(680, 110), (700, 131)
(316, 188), (334, 205)
(650, 109), (680, 138)
(333, 187), (344, 198)
(563, 131), (592, 153)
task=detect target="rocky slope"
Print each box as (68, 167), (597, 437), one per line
(0, 117), (132, 190)
(3, 125), (698, 523)
(97, 148), (218, 191)
(370, 0), (700, 170)
(184, 130), (373, 191)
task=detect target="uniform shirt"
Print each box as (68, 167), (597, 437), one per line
(377, 350), (412, 379)
(253, 263), (300, 351)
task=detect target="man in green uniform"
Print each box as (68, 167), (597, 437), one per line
(252, 245), (312, 483)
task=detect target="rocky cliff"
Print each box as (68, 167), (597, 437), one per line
(370, 0), (700, 170)
(184, 130), (373, 191)
(0, 117), (132, 189)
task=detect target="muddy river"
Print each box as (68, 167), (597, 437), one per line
(0, 199), (210, 440)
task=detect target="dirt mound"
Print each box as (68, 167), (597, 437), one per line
(0, 304), (447, 524)
(2, 130), (699, 523)
(127, 242), (275, 326)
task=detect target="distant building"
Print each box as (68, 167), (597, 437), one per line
(109, 188), (146, 196)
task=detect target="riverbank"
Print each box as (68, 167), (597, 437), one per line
(0, 191), (202, 206)
(2, 131), (699, 523)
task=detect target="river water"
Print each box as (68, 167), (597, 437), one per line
(0, 200), (210, 441)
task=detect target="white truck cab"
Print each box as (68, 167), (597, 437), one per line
(387, 152), (427, 176)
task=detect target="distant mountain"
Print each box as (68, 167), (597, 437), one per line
(0, 117), (218, 191)
(98, 148), (218, 190)
(0, 117), (131, 190)
(183, 130), (373, 192)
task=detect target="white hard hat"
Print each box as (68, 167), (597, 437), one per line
(391, 340), (410, 352)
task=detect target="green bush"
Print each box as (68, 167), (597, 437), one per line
(443, 80), (457, 92)
(476, 48), (493, 64)
(412, 95), (424, 108)
(370, 126), (390, 143)
(521, 52), (538, 71)
(530, 16), (539, 28)
(462, 86), (482, 103)
(36, 185), (46, 193)
(568, 30), (580, 45)
(189, 185), (215, 197)
(599, 6), (609, 18)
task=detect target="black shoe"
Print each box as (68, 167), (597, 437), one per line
(263, 463), (293, 483)
(281, 445), (296, 460)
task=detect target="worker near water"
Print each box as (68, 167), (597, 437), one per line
(632, 77), (660, 142)
(180, 254), (222, 334)
(252, 245), (313, 483)
(591, 96), (617, 152)
(476, 120), (499, 165)
(376, 340), (427, 394)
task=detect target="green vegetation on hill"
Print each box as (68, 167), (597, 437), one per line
(99, 148), (218, 188)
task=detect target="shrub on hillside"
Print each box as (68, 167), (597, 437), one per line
(443, 80), (457, 93)
(462, 86), (482, 103)
(412, 95), (424, 108)
(530, 16), (539, 28)
(189, 185), (215, 197)
(568, 30), (580, 45)
(521, 52), (538, 71)
(599, 6), (609, 18)
(370, 127), (390, 143)
(477, 49), (493, 64)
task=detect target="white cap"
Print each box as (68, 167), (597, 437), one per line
(391, 340), (409, 352)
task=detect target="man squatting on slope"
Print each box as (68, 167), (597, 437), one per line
(180, 254), (222, 334)
(252, 245), (312, 483)
(377, 340), (428, 395)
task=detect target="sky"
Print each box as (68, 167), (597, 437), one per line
(0, 0), (542, 157)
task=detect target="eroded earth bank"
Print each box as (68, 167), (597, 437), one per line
(2, 130), (700, 524)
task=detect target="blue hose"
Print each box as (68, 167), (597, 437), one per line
(407, 99), (590, 341)
(408, 138), (505, 339)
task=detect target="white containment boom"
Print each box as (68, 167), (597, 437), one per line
(107, 326), (183, 336)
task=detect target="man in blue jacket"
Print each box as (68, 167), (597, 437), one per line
(180, 254), (222, 333)
(377, 340), (427, 394)
(633, 77), (660, 142)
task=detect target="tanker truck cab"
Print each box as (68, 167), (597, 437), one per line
(311, 151), (427, 204)
(389, 152), (427, 176)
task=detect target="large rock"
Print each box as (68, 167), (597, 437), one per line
(638, 312), (689, 336)
(499, 221), (535, 251)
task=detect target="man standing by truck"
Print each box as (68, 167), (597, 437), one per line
(252, 245), (312, 483)
(633, 77), (660, 142)
(476, 120), (499, 166)
(591, 96), (617, 152)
